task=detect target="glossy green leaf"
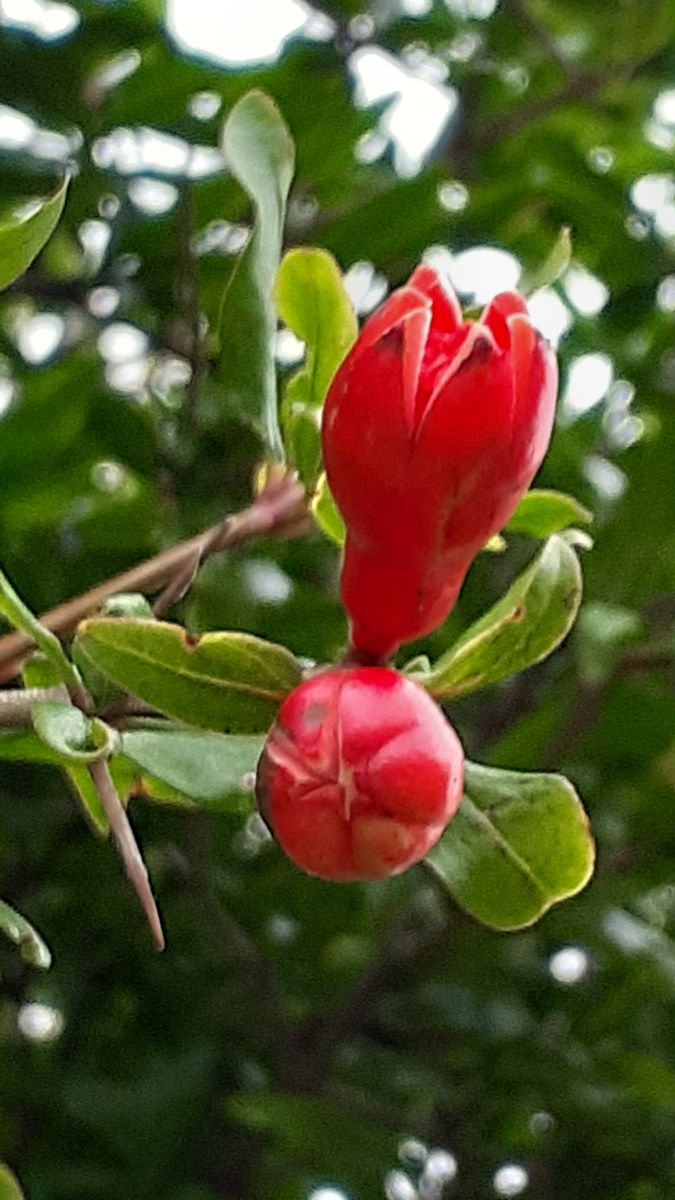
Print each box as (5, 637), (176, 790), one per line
(311, 473), (346, 546)
(419, 536), (582, 699)
(507, 489), (593, 538)
(31, 702), (120, 764)
(426, 760), (595, 930)
(0, 566), (79, 688)
(219, 91), (295, 459)
(75, 618), (301, 733)
(0, 899), (51, 968)
(0, 177), (69, 291)
(520, 226), (572, 296)
(122, 727), (264, 805)
(0, 1164), (25, 1200)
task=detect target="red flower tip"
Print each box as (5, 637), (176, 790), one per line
(256, 668), (464, 883)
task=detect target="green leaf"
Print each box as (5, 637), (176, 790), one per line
(71, 639), (121, 709)
(276, 248), (357, 406)
(0, 177), (69, 291)
(0, 566), (79, 688)
(0, 899), (51, 969)
(311, 474), (346, 546)
(520, 226), (572, 296)
(275, 248), (356, 485)
(75, 619), (301, 733)
(426, 760), (595, 931)
(0, 1163), (25, 1200)
(121, 727), (264, 806)
(507, 489), (593, 538)
(275, 248), (357, 482)
(31, 702), (120, 764)
(419, 536), (582, 699)
(219, 91), (295, 459)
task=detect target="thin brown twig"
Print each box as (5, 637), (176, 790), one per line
(0, 471), (311, 682)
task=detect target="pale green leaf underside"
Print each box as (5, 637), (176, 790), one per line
(122, 727), (264, 804)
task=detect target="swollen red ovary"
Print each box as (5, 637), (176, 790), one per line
(259, 672), (461, 882)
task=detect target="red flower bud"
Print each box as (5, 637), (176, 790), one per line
(256, 667), (464, 882)
(322, 265), (558, 659)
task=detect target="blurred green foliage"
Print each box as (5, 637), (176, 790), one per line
(1, 1), (675, 1198)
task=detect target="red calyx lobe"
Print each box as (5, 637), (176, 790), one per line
(256, 668), (464, 883)
(322, 265), (558, 659)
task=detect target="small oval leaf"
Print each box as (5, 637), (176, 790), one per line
(122, 727), (264, 806)
(32, 702), (119, 763)
(507, 489), (593, 538)
(426, 760), (595, 930)
(0, 898), (51, 968)
(0, 177), (69, 291)
(75, 619), (302, 733)
(276, 248), (357, 403)
(419, 535), (582, 699)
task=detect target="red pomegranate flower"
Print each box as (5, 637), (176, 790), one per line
(322, 264), (558, 659)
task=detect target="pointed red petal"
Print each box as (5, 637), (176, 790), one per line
(408, 264), (463, 333)
(358, 285), (430, 351)
(401, 304), (432, 434)
(481, 292), (528, 349)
